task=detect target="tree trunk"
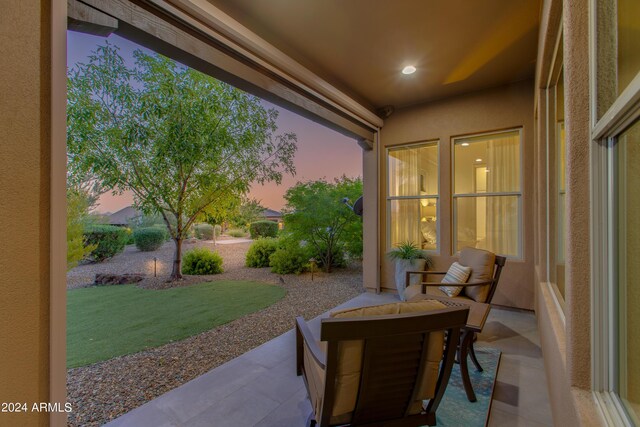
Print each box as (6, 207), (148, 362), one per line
(170, 237), (183, 280)
(325, 242), (333, 273)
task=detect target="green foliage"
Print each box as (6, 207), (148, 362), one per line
(249, 220), (278, 239)
(227, 228), (246, 238)
(66, 281), (285, 367)
(182, 248), (224, 275)
(387, 241), (432, 264)
(128, 213), (164, 229)
(230, 197), (265, 229)
(67, 42), (297, 279)
(269, 240), (309, 275)
(245, 238), (279, 268)
(133, 227), (166, 252)
(124, 228), (135, 245)
(194, 223), (214, 240)
(283, 177), (363, 272)
(83, 225), (129, 261)
(312, 243), (347, 269)
(67, 188), (97, 270)
(150, 224), (171, 241)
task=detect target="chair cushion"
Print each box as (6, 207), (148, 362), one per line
(459, 247), (495, 302)
(405, 284), (473, 302)
(439, 261), (472, 297)
(328, 300), (446, 418)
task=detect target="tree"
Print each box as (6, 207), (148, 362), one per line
(67, 43), (297, 279)
(283, 177), (363, 272)
(66, 188), (96, 270)
(229, 197), (266, 230)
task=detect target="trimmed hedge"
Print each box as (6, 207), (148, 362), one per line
(84, 225), (129, 261)
(249, 220), (278, 239)
(194, 223), (214, 240)
(245, 238), (279, 268)
(125, 228), (135, 245)
(227, 228), (246, 238)
(269, 241), (309, 275)
(150, 224), (171, 241)
(194, 223), (222, 240)
(133, 227), (166, 251)
(182, 248), (223, 275)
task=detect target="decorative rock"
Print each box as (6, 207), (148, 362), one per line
(94, 273), (146, 285)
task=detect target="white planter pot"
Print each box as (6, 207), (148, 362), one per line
(394, 258), (427, 301)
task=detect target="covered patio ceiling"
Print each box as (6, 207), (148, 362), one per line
(206, 0), (541, 109)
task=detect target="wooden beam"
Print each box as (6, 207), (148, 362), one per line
(67, 0), (118, 37)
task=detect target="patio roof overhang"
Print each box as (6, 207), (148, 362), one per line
(72, 0), (381, 143)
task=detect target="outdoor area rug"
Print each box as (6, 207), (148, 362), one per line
(436, 346), (502, 427)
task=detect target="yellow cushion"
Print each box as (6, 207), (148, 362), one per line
(405, 284), (473, 302)
(324, 300), (446, 418)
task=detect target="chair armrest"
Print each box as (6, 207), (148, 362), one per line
(421, 282), (444, 293)
(405, 270), (447, 287)
(295, 317), (326, 371)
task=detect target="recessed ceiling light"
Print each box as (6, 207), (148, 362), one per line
(475, 158), (483, 162)
(461, 142), (470, 147)
(402, 65), (416, 75)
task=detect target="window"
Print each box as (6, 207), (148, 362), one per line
(387, 142), (439, 251)
(591, 0), (640, 424)
(453, 130), (522, 257)
(555, 67), (567, 300)
(614, 120), (640, 423)
(617, 0), (640, 95)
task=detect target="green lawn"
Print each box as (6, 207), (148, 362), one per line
(67, 281), (285, 368)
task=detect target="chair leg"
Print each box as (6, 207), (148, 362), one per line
(469, 335), (484, 372)
(306, 411), (317, 427)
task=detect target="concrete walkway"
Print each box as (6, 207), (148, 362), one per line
(105, 293), (552, 427)
(210, 238), (253, 245)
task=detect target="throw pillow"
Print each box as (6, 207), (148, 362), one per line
(439, 262), (472, 297)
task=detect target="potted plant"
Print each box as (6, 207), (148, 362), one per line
(387, 241), (432, 301)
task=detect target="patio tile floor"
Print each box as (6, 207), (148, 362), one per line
(105, 292), (552, 426)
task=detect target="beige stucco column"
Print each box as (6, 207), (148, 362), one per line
(0, 0), (55, 425)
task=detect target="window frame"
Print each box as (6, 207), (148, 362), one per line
(385, 140), (440, 253)
(451, 128), (524, 259)
(590, 0), (640, 424)
(546, 26), (567, 313)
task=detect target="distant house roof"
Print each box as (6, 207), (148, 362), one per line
(108, 206), (142, 226)
(262, 208), (282, 220)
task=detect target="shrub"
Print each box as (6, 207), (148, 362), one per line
(249, 220), (278, 239)
(245, 238), (279, 268)
(194, 223), (214, 240)
(214, 224), (222, 237)
(133, 227), (166, 252)
(150, 224), (171, 241)
(182, 247), (223, 275)
(269, 241), (309, 275)
(312, 243), (347, 270)
(227, 228), (246, 238)
(83, 225), (129, 261)
(124, 228), (135, 245)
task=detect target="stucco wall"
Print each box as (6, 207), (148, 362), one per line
(0, 1), (51, 426)
(378, 79), (535, 309)
(563, 0), (592, 391)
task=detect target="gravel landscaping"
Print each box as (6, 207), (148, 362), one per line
(66, 238), (364, 426)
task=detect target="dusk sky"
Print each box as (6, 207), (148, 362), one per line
(67, 31), (362, 213)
